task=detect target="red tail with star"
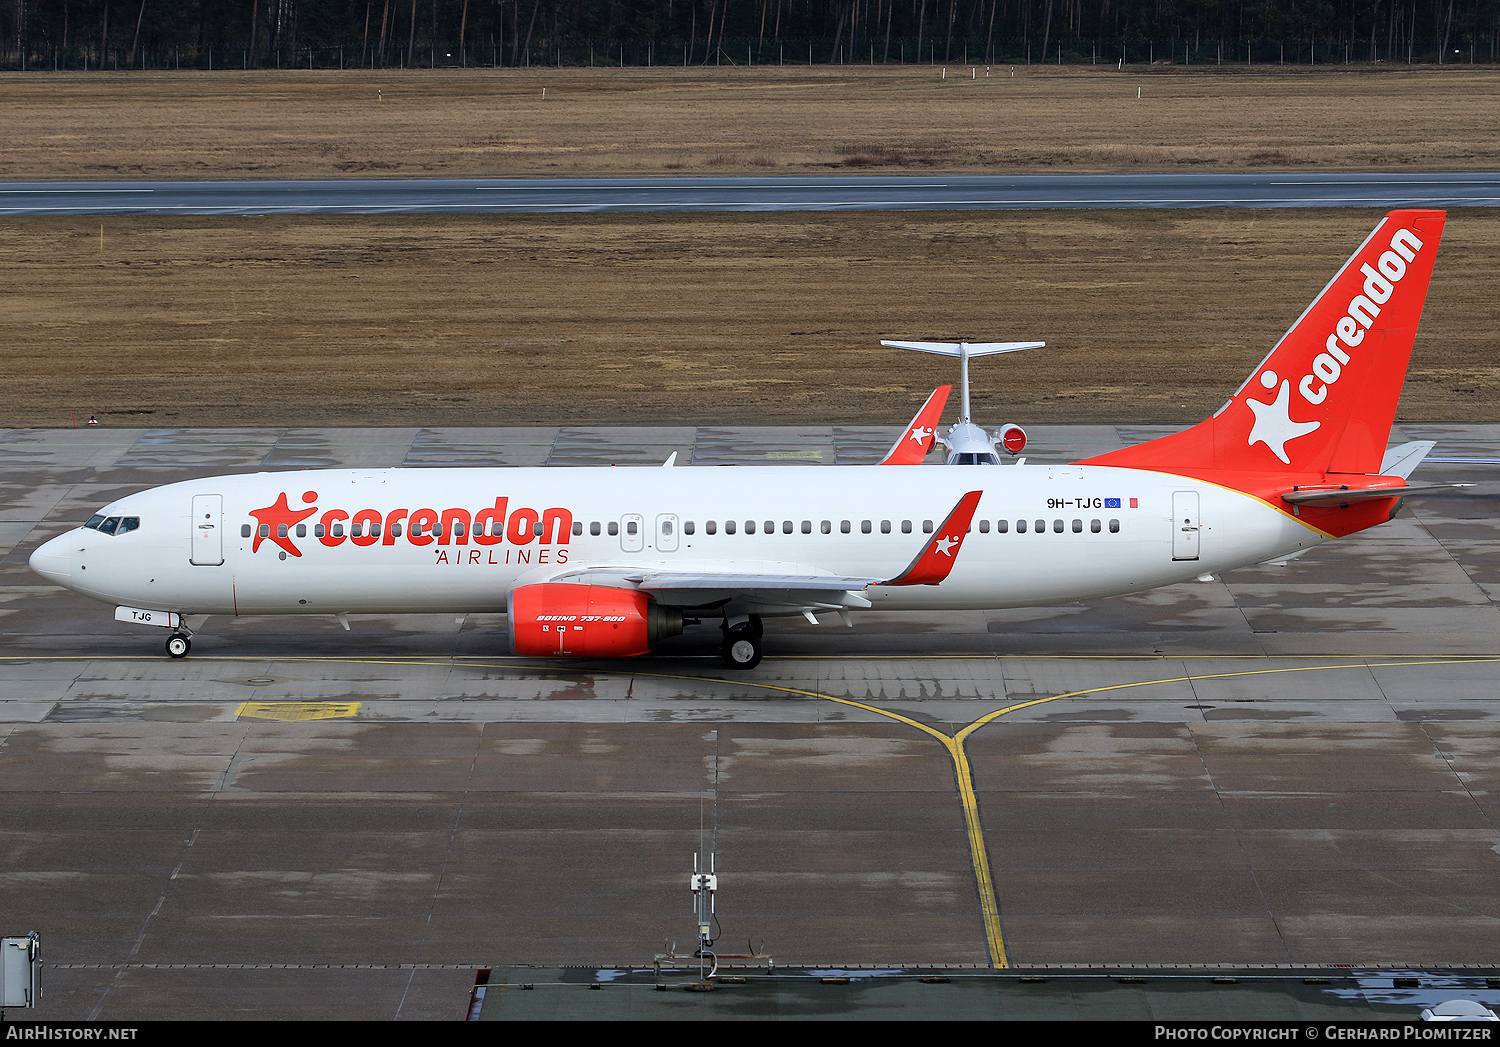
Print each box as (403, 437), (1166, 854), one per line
(1080, 210), (1446, 480)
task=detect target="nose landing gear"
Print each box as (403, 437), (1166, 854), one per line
(165, 633), (191, 659)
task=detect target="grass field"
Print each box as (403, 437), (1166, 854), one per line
(2, 69), (1495, 429)
(4, 66), (1500, 179)
(5, 208), (1495, 428)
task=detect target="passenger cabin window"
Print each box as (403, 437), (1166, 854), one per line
(684, 521), (695, 536)
(745, 521), (756, 534)
(922, 520), (934, 533)
(573, 522), (583, 536)
(706, 521), (717, 535)
(1072, 519), (1083, 533)
(1109, 519), (1121, 533)
(608, 522), (619, 536)
(725, 520), (736, 534)
(241, 524), (252, 538)
(296, 523), (307, 538)
(861, 520), (872, 534)
(880, 521), (891, 534)
(978, 520), (990, 533)
(590, 522), (601, 536)
(901, 520), (912, 534)
(840, 520), (850, 534)
(996, 520), (1008, 533)
(1016, 519), (1027, 533)
(821, 521), (831, 534)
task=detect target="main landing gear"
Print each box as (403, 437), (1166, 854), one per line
(165, 633), (191, 659)
(720, 615), (763, 670)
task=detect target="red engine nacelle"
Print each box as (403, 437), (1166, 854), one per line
(998, 423), (1027, 456)
(508, 583), (683, 658)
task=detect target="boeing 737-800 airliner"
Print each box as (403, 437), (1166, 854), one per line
(29, 210), (1455, 669)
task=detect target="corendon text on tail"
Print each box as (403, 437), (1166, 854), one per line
(29, 210), (1455, 670)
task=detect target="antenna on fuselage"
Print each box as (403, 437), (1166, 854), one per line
(881, 340), (1043, 462)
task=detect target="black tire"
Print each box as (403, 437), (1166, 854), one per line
(166, 634), (190, 659)
(721, 630), (762, 670)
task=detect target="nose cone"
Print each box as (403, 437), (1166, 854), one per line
(29, 533), (72, 588)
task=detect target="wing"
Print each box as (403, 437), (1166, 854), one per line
(532, 490), (984, 616)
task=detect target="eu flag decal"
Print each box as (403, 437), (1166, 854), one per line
(1104, 498), (1121, 509)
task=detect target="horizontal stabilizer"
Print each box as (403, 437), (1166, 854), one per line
(881, 340), (1044, 358)
(1281, 482), (1472, 506)
(1379, 440), (1435, 479)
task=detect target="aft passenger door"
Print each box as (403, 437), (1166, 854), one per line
(1172, 491), (1200, 561)
(190, 494), (224, 566)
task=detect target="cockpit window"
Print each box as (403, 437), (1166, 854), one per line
(86, 515), (139, 536)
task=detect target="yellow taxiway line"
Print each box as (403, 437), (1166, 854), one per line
(4, 652), (1498, 967)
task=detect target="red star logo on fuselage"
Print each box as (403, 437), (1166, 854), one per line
(249, 492), (317, 557)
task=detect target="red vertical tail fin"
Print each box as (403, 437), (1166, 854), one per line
(1082, 210), (1446, 478)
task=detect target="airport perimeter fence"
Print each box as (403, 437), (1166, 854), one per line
(4, 34), (1498, 72)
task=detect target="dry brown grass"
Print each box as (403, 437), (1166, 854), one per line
(4, 209), (1495, 428)
(4, 66), (1500, 178)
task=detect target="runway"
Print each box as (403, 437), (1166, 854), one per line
(5, 424), (1500, 1020)
(3, 171), (1500, 215)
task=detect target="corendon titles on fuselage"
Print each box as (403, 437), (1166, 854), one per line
(249, 491), (573, 566)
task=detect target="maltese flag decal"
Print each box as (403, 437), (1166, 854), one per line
(884, 490), (984, 586)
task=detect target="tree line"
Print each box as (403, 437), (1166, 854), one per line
(5, 0), (1499, 69)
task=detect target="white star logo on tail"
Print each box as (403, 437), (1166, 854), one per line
(933, 535), (958, 556)
(908, 425), (933, 444)
(1245, 372), (1320, 465)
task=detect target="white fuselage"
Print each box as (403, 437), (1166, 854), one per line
(30, 464), (1324, 619)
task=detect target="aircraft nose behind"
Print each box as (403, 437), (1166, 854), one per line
(29, 533), (71, 588)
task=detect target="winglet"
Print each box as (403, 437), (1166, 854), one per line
(879, 386), (951, 465)
(883, 490), (983, 586)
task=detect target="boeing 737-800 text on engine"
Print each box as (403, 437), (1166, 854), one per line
(29, 210), (1456, 668)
